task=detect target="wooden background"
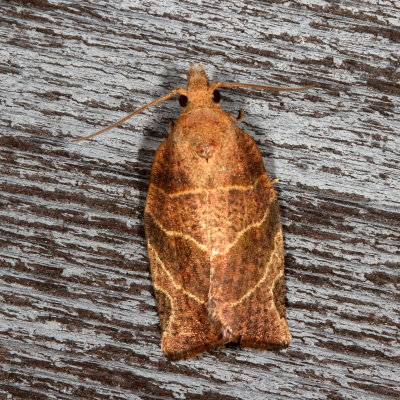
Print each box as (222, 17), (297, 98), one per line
(1, 1), (399, 399)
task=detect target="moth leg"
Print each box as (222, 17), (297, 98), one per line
(236, 109), (245, 122)
(271, 178), (279, 185)
(168, 120), (175, 131)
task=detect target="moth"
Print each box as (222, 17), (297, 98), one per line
(74, 65), (313, 360)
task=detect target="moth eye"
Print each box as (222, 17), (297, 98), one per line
(179, 95), (188, 107)
(212, 89), (221, 103)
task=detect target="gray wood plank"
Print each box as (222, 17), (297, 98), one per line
(0, 1), (399, 399)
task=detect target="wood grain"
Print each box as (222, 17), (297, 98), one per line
(0, 1), (399, 399)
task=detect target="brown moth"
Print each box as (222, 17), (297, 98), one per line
(74, 65), (313, 360)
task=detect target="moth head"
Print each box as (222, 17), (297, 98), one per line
(179, 65), (221, 111)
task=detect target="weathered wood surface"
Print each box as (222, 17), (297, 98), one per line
(0, 1), (399, 399)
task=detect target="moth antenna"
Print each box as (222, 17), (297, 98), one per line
(211, 82), (316, 92)
(72, 87), (187, 142)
